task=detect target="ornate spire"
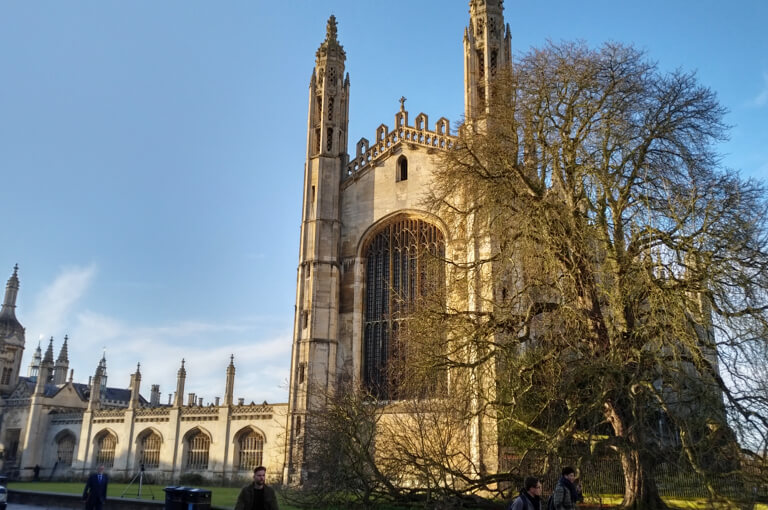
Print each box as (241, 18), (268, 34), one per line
(464, 0), (511, 120)
(43, 337), (55, 364)
(224, 354), (236, 406)
(315, 15), (345, 61)
(96, 350), (107, 388)
(174, 359), (186, 407)
(0, 264), (23, 332)
(57, 335), (69, 363)
(53, 334), (70, 384)
(28, 341), (42, 378)
(326, 15), (338, 42)
(129, 362), (141, 409)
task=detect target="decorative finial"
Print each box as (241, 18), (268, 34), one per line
(399, 96), (407, 111)
(326, 15), (338, 42)
(13, 264), (18, 275)
(181, 358), (185, 368)
(230, 354), (234, 363)
(137, 362), (141, 372)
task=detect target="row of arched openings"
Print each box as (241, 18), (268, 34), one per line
(54, 428), (264, 471)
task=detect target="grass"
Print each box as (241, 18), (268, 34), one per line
(9, 482), (768, 509)
(6, 481), (299, 509)
(583, 493), (768, 509)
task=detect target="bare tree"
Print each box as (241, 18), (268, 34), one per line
(416, 41), (768, 509)
(296, 42), (768, 510)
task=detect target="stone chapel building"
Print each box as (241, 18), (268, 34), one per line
(283, 0), (510, 484)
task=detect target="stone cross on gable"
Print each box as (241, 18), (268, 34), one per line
(399, 96), (406, 111)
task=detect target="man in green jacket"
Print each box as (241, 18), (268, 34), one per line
(235, 466), (279, 510)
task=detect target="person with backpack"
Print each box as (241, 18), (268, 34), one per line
(550, 466), (583, 510)
(508, 476), (543, 510)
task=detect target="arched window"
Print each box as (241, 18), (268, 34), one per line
(363, 217), (445, 399)
(56, 433), (76, 466)
(186, 430), (210, 470)
(138, 431), (162, 469)
(396, 156), (408, 182)
(237, 430), (264, 471)
(95, 432), (117, 468)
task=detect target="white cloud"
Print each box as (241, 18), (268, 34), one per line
(20, 264), (292, 405)
(26, 264), (97, 344)
(66, 311), (291, 405)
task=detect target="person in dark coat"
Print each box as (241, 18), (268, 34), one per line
(235, 466), (279, 510)
(552, 466), (583, 510)
(508, 476), (543, 510)
(82, 464), (109, 510)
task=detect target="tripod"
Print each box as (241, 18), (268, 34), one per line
(120, 464), (155, 500)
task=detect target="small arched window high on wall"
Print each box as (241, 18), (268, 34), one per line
(396, 156), (408, 182)
(363, 217), (445, 399)
(237, 429), (264, 471)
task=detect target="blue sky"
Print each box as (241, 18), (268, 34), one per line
(1, 1), (766, 405)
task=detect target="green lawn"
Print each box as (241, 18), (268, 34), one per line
(7, 481), (298, 509)
(10, 482), (767, 510)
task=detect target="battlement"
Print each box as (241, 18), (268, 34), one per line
(346, 109), (457, 178)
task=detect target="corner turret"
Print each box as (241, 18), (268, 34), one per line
(464, 0), (511, 121)
(0, 264), (25, 394)
(285, 15), (349, 485)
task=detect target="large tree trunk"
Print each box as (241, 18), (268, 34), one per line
(604, 401), (668, 510)
(618, 448), (667, 510)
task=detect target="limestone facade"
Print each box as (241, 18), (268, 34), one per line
(284, 0), (512, 484)
(0, 269), (286, 484)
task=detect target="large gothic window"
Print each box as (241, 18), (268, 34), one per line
(95, 432), (117, 468)
(363, 217), (445, 399)
(56, 432), (76, 466)
(185, 429), (210, 470)
(237, 429), (264, 471)
(138, 431), (162, 469)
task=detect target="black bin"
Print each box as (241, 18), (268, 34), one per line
(184, 488), (212, 510)
(164, 486), (186, 510)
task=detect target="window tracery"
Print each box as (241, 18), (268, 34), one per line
(237, 430), (264, 471)
(186, 430), (210, 470)
(363, 217), (445, 399)
(57, 433), (76, 466)
(95, 433), (117, 468)
(139, 431), (161, 469)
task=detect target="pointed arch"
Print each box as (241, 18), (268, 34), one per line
(54, 429), (77, 467)
(396, 155), (408, 182)
(183, 427), (211, 471)
(93, 428), (118, 468)
(358, 213), (446, 399)
(233, 426), (265, 472)
(135, 427), (163, 470)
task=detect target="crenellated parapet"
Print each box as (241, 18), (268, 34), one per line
(346, 108), (457, 177)
(232, 403), (274, 421)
